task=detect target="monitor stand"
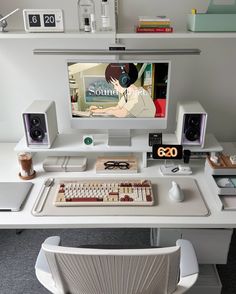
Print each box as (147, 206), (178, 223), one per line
(108, 129), (131, 146)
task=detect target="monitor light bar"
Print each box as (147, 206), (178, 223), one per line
(33, 48), (201, 55)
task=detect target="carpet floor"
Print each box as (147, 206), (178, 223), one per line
(0, 228), (150, 294)
(0, 228), (235, 294)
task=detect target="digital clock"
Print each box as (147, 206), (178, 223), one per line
(152, 144), (183, 160)
(23, 9), (64, 32)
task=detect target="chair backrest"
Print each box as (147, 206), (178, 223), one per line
(42, 243), (180, 294)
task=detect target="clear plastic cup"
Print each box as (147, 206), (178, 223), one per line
(18, 152), (36, 179)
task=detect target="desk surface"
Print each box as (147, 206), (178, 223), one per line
(1, 142), (236, 229)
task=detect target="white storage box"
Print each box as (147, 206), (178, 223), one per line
(43, 156), (87, 172)
(151, 228), (233, 264)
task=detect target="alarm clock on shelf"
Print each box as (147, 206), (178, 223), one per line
(23, 9), (64, 32)
(152, 144), (183, 160)
(153, 144), (193, 175)
(83, 135), (94, 146)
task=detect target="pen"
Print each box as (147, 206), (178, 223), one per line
(35, 178), (54, 213)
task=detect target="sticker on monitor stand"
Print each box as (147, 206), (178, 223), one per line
(152, 144), (183, 160)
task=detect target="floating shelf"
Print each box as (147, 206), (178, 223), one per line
(1, 30), (236, 40)
(0, 30), (116, 39)
(14, 133), (150, 153)
(116, 30), (236, 39)
(14, 133), (222, 153)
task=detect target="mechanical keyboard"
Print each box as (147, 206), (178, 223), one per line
(54, 179), (154, 206)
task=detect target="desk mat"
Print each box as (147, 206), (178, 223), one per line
(32, 177), (209, 217)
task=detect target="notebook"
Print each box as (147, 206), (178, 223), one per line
(0, 182), (33, 211)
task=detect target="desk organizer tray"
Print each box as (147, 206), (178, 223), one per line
(188, 0), (236, 32)
(205, 166), (236, 193)
(215, 195), (236, 211)
(187, 14), (236, 32)
(32, 177), (209, 217)
(205, 155), (236, 175)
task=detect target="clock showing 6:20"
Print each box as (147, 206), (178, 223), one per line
(152, 144), (183, 159)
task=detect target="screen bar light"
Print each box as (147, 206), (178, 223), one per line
(33, 48), (201, 55)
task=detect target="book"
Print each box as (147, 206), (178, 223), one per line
(136, 27), (173, 33)
(139, 15), (170, 21)
(139, 21), (171, 26)
(139, 24), (171, 29)
(139, 23), (171, 28)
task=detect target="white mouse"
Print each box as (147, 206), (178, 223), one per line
(169, 181), (185, 202)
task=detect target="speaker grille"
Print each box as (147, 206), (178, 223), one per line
(184, 114), (202, 142)
(28, 114), (46, 142)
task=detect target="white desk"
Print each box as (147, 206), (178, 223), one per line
(1, 142), (236, 229)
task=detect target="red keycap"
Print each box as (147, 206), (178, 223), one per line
(146, 195), (152, 202)
(66, 198), (103, 202)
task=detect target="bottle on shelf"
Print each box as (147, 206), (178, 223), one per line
(90, 13), (96, 33)
(84, 17), (91, 32)
(101, 0), (111, 31)
(77, 0), (95, 31)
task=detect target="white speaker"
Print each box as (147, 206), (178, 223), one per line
(23, 100), (58, 148)
(175, 101), (207, 147)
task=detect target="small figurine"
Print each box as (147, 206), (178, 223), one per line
(0, 8), (19, 32)
(230, 155), (236, 165)
(210, 151), (221, 166)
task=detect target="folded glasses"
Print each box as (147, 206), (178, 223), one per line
(104, 161), (130, 170)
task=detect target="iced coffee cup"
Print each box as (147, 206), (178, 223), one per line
(18, 152), (36, 180)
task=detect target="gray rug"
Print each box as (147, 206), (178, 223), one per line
(0, 228), (235, 294)
(0, 229), (150, 294)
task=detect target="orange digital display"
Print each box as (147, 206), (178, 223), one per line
(152, 144), (183, 159)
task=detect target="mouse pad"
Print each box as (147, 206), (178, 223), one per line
(32, 177), (209, 217)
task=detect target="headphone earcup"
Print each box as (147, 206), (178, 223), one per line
(119, 72), (132, 88)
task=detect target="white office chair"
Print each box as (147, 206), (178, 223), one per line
(35, 236), (198, 294)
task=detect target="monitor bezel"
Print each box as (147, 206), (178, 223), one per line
(66, 59), (171, 130)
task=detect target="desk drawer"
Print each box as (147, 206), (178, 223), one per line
(151, 228), (233, 264)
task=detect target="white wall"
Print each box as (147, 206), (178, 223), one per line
(1, 0), (236, 142)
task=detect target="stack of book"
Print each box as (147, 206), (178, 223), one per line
(136, 16), (173, 33)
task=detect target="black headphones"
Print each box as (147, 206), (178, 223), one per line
(119, 65), (132, 88)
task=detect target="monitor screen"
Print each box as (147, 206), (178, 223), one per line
(67, 60), (170, 129)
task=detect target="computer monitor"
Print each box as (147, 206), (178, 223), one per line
(67, 60), (170, 145)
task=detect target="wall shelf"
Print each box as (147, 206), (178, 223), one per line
(1, 30), (236, 40)
(116, 30), (236, 39)
(0, 30), (115, 39)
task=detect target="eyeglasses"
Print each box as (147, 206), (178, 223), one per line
(104, 161), (130, 170)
